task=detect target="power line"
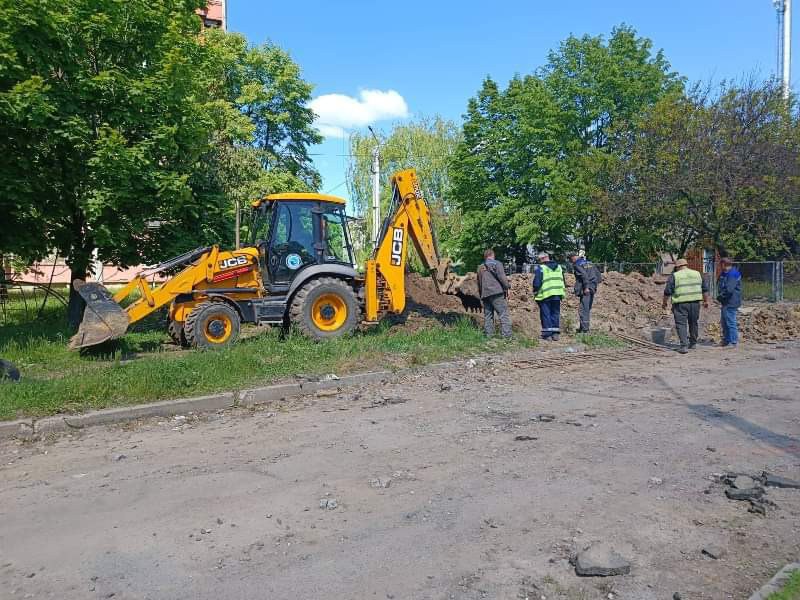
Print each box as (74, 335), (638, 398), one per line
(324, 180), (348, 194)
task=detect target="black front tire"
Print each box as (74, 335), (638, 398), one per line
(289, 277), (359, 340)
(184, 301), (241, 349)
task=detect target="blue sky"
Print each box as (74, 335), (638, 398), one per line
(229, 0), (794, 202)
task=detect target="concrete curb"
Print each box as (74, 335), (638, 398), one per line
(0, 419), (34, 442)
(1, 368), (400, 441)
(35, 393), (236, 436)
(748, 562), (800, 599)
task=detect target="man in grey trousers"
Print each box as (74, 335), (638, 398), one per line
(477, 249), (512, 338)
(568, 251), (600, 333)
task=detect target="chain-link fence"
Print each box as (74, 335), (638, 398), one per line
(783, 261), (800, 302)
(516, 260), (799, 303)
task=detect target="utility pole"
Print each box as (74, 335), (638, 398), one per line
(784, 0), (792, 99)
(775, 0), (792, 98)
(368, 126), (381, 246)
(235, 199), (240, 249)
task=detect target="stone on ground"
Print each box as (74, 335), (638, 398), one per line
(573, 543), (631, 577)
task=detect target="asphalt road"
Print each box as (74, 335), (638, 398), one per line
(2, 341), (799, 599)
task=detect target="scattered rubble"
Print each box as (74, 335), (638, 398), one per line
(720, 472), (775, 514)
(513, 435), (537, 442)
(319, 498), (338, 510)
(571, 543), (631, 577)
(368, 477), (392, 489)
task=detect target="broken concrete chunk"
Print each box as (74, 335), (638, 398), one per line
(368, 478), (392, 489)
(537, 414), (556, 422)
(572, 543), (631, 577)
(319, 498), (338, 510)
(725, 487), (764, 501)
(762, 472), (800, 489)
(514, 435), (537, 442)
(732, 475), (759, 490)
(701, 545), (726, 559)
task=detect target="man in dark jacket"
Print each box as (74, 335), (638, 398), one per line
(533, 252), (566, 341)
(477, 249), (512, 338)
(568, 251), (600, 333)
(716, 257), (742, 347)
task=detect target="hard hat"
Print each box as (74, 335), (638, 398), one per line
(674, 258), (688, 268)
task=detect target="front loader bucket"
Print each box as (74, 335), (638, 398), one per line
(68, 280), (130, 349)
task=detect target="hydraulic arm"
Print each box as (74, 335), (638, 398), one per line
(364, 169), (462, 322)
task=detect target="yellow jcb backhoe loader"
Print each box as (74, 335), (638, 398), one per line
(70, 169), (467, 350)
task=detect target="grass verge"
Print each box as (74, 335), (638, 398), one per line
(0, 306), (535, 421)
(766, 569), (800, 600)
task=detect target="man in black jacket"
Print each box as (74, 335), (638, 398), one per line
(568, 251), (600, 333)
(477, 249), (512, 338)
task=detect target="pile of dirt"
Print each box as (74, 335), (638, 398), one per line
(403, 271), (800, 344)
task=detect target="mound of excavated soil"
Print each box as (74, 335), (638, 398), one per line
(403, 271), (800, 344)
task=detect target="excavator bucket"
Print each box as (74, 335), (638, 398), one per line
(68, 280), (130, 349)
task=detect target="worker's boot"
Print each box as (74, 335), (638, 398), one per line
(552, 334), (560, 341)
(678, 346), (689, 354)
(688, 342), (697, 350)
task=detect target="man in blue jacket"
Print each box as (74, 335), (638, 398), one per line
(716, 257), (742, 347)
(533, 252), (566, 341)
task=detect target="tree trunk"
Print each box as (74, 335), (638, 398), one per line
(67, 258), (89, 330)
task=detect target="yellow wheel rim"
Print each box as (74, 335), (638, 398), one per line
(204, 313), (233, 344)
(311, 293), (348, 332)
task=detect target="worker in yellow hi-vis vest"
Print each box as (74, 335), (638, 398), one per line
(533, 251), (566, 341)
(662, 258), (710, 354)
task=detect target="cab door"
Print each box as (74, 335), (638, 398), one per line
(267, 201), (319, 287)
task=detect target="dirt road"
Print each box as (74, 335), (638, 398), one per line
(2, 342), (799, 599)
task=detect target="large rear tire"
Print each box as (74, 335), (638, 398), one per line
(184, 301), (241, 349)
(289, 277), (359, 340)
(168, 319), (188, 347)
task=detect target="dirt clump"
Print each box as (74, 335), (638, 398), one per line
(403, 271), (800, 343)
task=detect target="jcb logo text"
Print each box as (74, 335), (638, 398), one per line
(219, 255), (248, 270)
(390, 228), (404, 266)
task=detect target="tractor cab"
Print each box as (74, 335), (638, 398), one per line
(249, 193), (355, 292)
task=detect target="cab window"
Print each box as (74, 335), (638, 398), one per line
(321, 207), (353, 265)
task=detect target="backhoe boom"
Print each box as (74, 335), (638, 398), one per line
(364, 169), (462, 322)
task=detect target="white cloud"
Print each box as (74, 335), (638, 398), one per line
(309, 89), (409, 139)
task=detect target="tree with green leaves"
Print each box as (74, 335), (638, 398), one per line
(599, 78), (800, 260)
(347, 116), (461, 262)
(0, 1), (319, 326)
(450, 25), (683, 268)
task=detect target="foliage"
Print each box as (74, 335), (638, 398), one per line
(347, 116), (461, 264)
(599, 78), (800, 260)
(449, 25), (683, 268)
(0, 1), (319, 325)
(202, 29), (321, 210)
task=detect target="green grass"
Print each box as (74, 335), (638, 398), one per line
(0, 305), (534, 421)
(575, 332), (625, 348)
(766, 569), (800, 600)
